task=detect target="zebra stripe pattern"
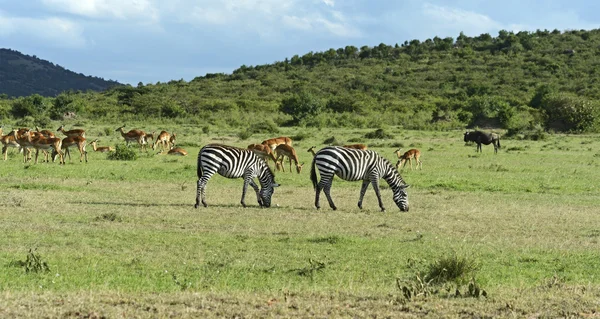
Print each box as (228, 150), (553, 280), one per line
(310, 146), (410, 212)
(195, 144), (279, 208)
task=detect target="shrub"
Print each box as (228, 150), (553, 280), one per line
(107, 144), (138, 161)
(364, 128), (393, 139)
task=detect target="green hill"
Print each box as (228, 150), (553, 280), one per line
(1, 28), (600, 133)
(0, 49), (121, 97)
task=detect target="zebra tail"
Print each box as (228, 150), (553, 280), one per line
(310, 155), (318, 190)
(498, 136), (501, 148)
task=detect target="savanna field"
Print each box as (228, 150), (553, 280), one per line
(1, 124), (600, 318)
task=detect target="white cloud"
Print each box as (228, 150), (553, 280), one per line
(41, 0), (159, 22)
(422, 3), (502, 34)
(0, 11), (86, 48)
(172, 0), (360, 38)
(322, 0), (334, 7)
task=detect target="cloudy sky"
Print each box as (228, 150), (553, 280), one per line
(1, 0), (599, 85)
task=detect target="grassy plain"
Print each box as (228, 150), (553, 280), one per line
(1, 124), (600, 318)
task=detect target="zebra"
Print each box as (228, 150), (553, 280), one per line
(463, 131), (501, 154)
(310, 146), (410, 212)
(195, 144), (280, 208)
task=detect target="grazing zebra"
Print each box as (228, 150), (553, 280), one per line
(310, 146), (410, 212)
(195, 144), (279, 208)
(463, 131), (501, 154)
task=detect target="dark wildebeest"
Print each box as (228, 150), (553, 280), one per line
(464, 131), (501, 154)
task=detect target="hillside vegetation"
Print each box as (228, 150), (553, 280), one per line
(0, 49), (121, 97)
(2, 28), (600, 134)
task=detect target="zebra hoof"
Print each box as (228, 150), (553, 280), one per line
(194, 204), (199, 209)
(332, 206), (337, 211)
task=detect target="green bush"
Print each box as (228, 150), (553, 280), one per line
(107, 144), (138, 161)
(541, 93), (600, 133)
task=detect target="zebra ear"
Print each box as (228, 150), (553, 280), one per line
(401, 184), (411, 189)
(272, 183), (280, 187)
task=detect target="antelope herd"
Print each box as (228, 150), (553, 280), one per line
(0, 124), (186, 164)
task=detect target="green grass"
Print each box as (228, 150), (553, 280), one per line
(1, 124), (600, 317)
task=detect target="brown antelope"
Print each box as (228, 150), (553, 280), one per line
(153, 131), (172, 152)
(115, 125), (147, 151)
(262, 136), (292, 152)
(248, 143), (278, 169)
(57, 124), (85, 138)
(307, 146), (317, 157)
(169, 133), (176, 146)
(23, 129), (63, 164)
(90, 139), (115, 153)
(344, 143), (368, 150)
(167, 146), (188, 156)
(394, 148), (422, 171)
(144, 131), (155, 146)
(14, 128), (37, 163)
(274, 144), (304, 173)
(1, 129), (21, 160)
(60, 136), (88, 163)
(36, 126), (56, 138)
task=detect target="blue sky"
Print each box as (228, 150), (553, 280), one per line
(1, 0), (599, 85)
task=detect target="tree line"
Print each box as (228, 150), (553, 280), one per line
(1, 28), (600, 135)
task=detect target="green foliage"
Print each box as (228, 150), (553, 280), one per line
(8, 249), (50, 274)
(280, 91), (324, 125)
(541, 93), (600, 132)
(107, 144), (139, 161)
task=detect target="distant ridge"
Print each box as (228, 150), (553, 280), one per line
(0, 48), (122, 97)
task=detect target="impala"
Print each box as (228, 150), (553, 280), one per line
(23, 129), (63, 164)
(35, 126), (56, 138)
(248, 143), (278, 169)
(262, 136), (292, 152)
(115, 125), (147, 151)
(14, 128), (36, 163)
(274, 144), (304, 173)
(60, 136), (88, 163)
(167, 147), (188, 156)
(57, 125), (86, 138)
(1, 129), (21, 160)
(144, 131), (156, 146)
(344, 143), (368, 150)
(394, 148), (422, 171)
(153, 131), (172, 152)
(90, 139), (115, 153)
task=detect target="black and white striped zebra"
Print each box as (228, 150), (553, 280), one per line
(195, 144), (279, 208)
(310, 146), (410, 212)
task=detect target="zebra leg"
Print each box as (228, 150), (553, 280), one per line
(358, 180), (370, 209)
(248, 179), (262, 207)
(370, 177), (386, 212)
(195, 174), (213, 208)
(320, 178), (337, 210)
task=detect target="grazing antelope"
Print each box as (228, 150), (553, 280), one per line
(195, 144), (279, 208)
(167, 147), (188, 156)
(248, 143), (278, 169)
(60, 136), (88, 163)
(343, 144), (368, 150)
(274, 144), (304, 174)
(1, 129), (21, 161)
(57, 125), (86, 138)
(307, 146), (317, 157)
(394, 148), (422, 171)
(464, 131), (501, 154)
(90, 139), (115, 153)
(311, 146), (410, 212)
(262, 136), (292, 152)
(115, 125), (147, 151)
(153, 131), (172, 152)
(23, 129), (63, 164)
(35, 126), (56, 138)
(144, 131), (156, 146)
